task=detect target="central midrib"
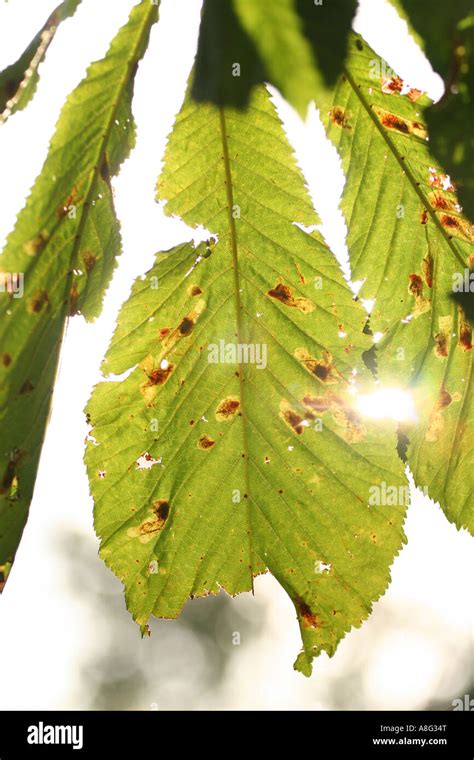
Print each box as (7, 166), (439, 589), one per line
(218, 107), (256, 589)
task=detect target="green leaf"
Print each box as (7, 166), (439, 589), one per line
(0, 0), (82, 124)
(0, 0), (158, 581)
(191, 0), (266, 109)
(85, 84), (407, 676)
(322, 35), (474, 532)
(192, 0), (357, 116)
(388, 1), (474, 221)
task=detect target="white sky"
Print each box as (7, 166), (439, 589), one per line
(0, 0), (471, 710)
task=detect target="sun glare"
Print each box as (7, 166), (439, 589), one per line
(356, 388), (417, 423)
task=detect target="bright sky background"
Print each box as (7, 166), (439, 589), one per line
(0, 0), (472, 710)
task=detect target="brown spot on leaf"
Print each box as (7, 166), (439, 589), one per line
(441, 214), (459, 230)
(149, 364), (175, 385)
(314, 364), (332, 381)
(295, 597), (321, 629)
(434, 316), (452, 358)
(29, 289), (49, 314)
(0, 559), (13, 592)
(23, 230), (48, 256)
(329, 106), (351, 129)
(381, 113), (409, 133)
(459, 309), (472, 351)
(188, 284), (202, 297)
(295, 348), (342, 384)
(0, 568), (9, 592)
(153, 499), (170, 523)
(198, 435), (215, 450)
(425, 384), (460, 442)
(422, 254), (433, 288)
(409, 274), (423, 297)
(303, 394), (334, 412)
(295, 263), (306, 285)
(83, 250), (97, 274)
(420, 209), (428, 225)
(127, 501), (170, 544)
(375, 107), (427, 139)
(407, 88), (422, 102)
(57, 186), (79, 218)
(434, 333), (449, 357)
(178, 316), (194, 336)
(0, 461), (16, 495)
(139, 356), (176, 405)
(381, 75), (403, 94)
(430, 193), (452, 211)
(438, 214), (474, 243)
(0, 449), (23, 496)
(267, 282), (314, 313)
(215, 396), (240, 421)
(408, 274), (430, 317)
(69, 283), (79, 316)
(303, 392), (366, 442)
(2, 353), (11, 368)
(438, 387), (452, 410)
(159, 302), (205, 354)
(279, 400), (309, 435)
(19, 380), (34, 395)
